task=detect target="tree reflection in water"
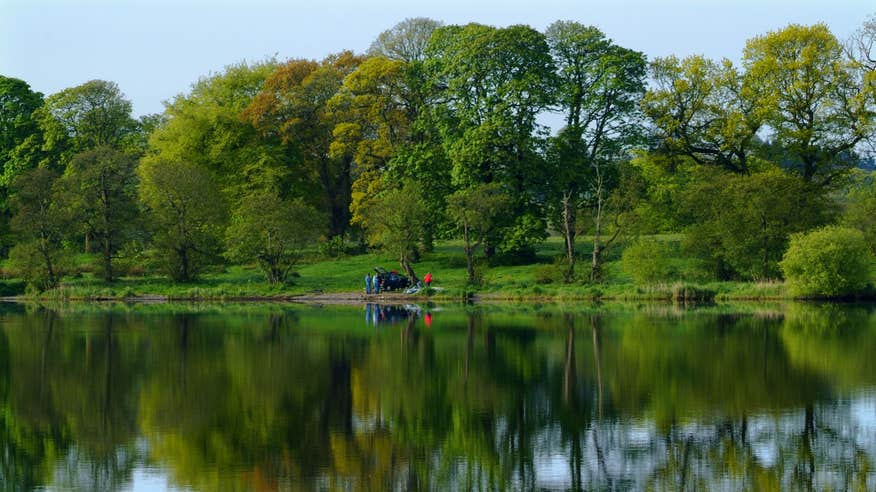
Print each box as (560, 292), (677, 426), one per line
(0, 303), (875, 490)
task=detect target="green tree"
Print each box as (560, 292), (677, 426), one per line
(147, 61), (280, 199)
(842, 172), (876, 251)
(642, 55), (766, 174)
(359, 181), (429, 281)
(244, 53), (363, 239)
(684, 168), (828, 280)
(545, 21), (647, 282)
(0, 76), (47, 253)
(744, 24), (874, 187)
(368, 17), (443, 62)
(446, 183), (511, 284)
(426, 23), (556, 258)
(225, 192), (322, 284)
(138, 158), (226, 282)
(0, 76), (44, 185)
(38, 80), (137, 164)
(8, 168), (68, 290)
(64, 147), (139, 282)
(781, 225), (873, 297)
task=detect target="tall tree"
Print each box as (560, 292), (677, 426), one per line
(244, 52), (363, 238)
(0, 76), (46, 252)
(0, 76), (44, 184)
(368, 17), (443, 63)
(64, 147), (138, 282)
(8, 168), (68, 290)
(426, 23), (556, 258)
(744, 24), (875, 187)
(138, 158), (226, 282)
(545, 21), (647, 282)
(147, 61), (280, 200)
(642, 55), (766, 175)
(38, 80), (137, 164)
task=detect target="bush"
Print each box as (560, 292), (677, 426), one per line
(8, 242), (70, 291)
(780, 226), (873, 297)
(621, 238), (677, 284)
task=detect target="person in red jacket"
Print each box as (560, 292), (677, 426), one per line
(423, 272), (432, 288)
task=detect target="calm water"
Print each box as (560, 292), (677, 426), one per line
(2, 302), (876, 490)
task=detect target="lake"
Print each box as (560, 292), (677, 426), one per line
(1, 302), (875, 490)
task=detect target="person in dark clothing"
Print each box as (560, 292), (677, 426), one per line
(365, 273), (372, 295)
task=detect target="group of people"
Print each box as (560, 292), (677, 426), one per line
(364, 272), (381, 295)
(364, 271), (432, 295)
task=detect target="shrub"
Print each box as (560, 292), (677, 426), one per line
(621, 238), (677, 284)
(780, 226), (873, 297)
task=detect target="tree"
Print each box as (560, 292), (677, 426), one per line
(38, 80), (137, 164)
(225, 192), (322, 284)
(368, 17), (443, 62)
(744, 24), (875, 187)
(848, 12), (876, 71)
(64, 147), (138, 282)
(359, 181), (429, 282)
(446, 183), (511, 284)
(684, 168), (829, 280)
(545, 22), (647, 282)
(0, 76), (44, 185)
(138, 158), (226, 282)
(642, 55), (766, 175)
(0, 76), (46, 253)
(842, 172), (876, 252)
(244, 53), (363, 239)
(426, 23), (556, 258)
(147, 61), (280, 200)
(8, 168), (68, 290)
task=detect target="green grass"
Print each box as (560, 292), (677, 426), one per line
(4, 236), (797, 302)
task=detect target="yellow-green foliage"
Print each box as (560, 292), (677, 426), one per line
(621, 238), (676, 284)
(780, 226), (874, 297)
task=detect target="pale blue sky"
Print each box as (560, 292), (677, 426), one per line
(2, 0), (873, 116)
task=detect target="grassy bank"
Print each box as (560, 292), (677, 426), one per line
(0, 236), (805, 303)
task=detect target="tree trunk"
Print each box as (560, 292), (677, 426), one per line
(179, 247), (190, 282)
(103, 235), (113, 282)
(463, 220), (475, 284)
(400, 255), (418, 284)
(562, 190), (577, 283)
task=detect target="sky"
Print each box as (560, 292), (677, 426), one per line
(2, 0), (874, 117)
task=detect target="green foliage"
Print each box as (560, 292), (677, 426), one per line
(63, 146), (139, 282)
(225, 192), (323, 284)
(426, 23), (555, 255)
(743, 23), (873, 187)
(244, 53), (362, 238)
(7, 241), (70, 292)
(148, 60), (279, 199)
(138, 158), (226, 282)
(8, 167), (69, 290)
(684, 168), (829, 280)
(621, 238), (677, 285)
(780, 225), (874, 297)
(842, 173), (876, 252)
(359, 180), (430, 281)
(38, 80), (138, 164)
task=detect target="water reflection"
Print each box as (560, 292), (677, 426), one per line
(0, 303), (875, 490)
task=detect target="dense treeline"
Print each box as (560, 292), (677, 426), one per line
(1, 15), (875, 293)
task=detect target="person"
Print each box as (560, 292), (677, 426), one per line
(373, 274), (380, 294)
(365, 273), (372, 295)
(423, 272), (432, 288)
